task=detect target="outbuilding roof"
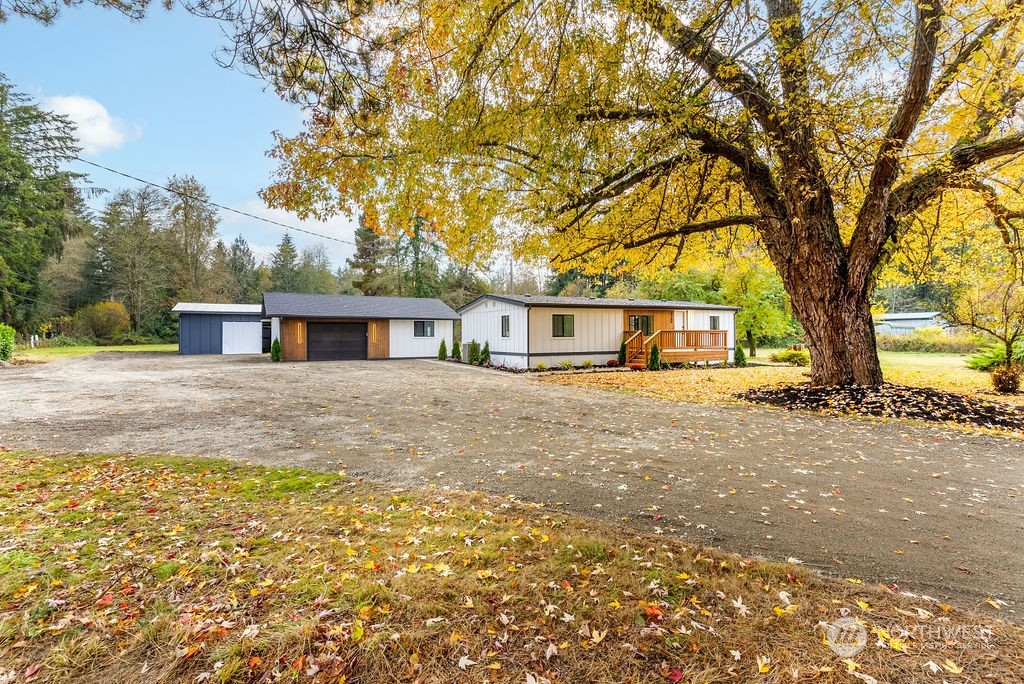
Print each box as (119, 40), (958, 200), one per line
(874, 311), (942, 321)
(262, 292), (460, 320)
(172, 302), (264, 315)
(458, 293), (739, 312)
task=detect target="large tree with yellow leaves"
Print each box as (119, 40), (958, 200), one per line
(16, 0), (1024, 385)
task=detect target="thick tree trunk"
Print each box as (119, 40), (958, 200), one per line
(845, 294), (885, 385)
(783, 275), (884, 386)
(746, 329), (757, 358)
(766, 212), (885, 386)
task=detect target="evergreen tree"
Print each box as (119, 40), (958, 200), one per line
(269, 233), (300, 292)
(227, 235), (261, 302)
(647, 342), (661, 371)
(0, 74), (86, 331)
(733, 342), (747, 367)
(347, 216), (398, 295)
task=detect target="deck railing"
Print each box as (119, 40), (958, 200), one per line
(623, 330), (644, 364)
(643, 329), (727, 353)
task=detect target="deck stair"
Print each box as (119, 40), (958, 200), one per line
(622, 329), (728, 366)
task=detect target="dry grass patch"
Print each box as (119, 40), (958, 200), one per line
(1, 452), (1021, 683)
(544, 355), (1024, 436)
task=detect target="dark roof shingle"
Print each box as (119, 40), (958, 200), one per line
(458, 294), (738, 312)
(262, 293), (459, 320)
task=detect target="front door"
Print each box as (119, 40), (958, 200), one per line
(628, 314), (654, 335)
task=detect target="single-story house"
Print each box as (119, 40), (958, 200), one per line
(172, 302), (265, 355)
(874, 311), (947, 336)
(263, 292), (458, 361)
(458, 294), (739, 369)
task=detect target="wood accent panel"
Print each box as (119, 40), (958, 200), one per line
(368, 319), (390, 359)
(623, 309), (673, 332)
(281, 318), (307, 361)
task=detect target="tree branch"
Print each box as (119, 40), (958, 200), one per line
(616, 215), (764, 249)
(848, 0), (943, 289)
(891, 131), (1024, 221)
(552, 152), (691, 218)
(926, 0), (1024, 108)
(615, 0), (781, 137)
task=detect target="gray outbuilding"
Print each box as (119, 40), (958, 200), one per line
(172, 302), (265, 355)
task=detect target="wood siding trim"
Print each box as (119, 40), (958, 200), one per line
(281, 318), (307, 361)
(624, 309), (673, 332)
(368, 319), (390, 359)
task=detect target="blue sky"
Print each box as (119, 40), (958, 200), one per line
(0, 5), (358, 266)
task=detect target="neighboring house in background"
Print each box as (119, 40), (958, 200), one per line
(873, 311), (947, 336)
(263, 292), (458, 361)
(172, 302), (265, 355)
(458, 294), (738, 369)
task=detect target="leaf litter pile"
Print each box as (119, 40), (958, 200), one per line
(1, 453), (1022, 683)
(741, 383), (1024, 431)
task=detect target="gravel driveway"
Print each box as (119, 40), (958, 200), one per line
(2, 353), (1020, 616)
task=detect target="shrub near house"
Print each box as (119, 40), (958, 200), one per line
(0, 324), (15, 361)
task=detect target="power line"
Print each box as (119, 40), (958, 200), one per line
(72, 156), (357, 247)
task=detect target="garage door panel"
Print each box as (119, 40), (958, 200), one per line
(307, 322), (367, 361)
(222, 321), (263, 354)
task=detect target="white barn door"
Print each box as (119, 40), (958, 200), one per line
(222, 321), (262, 354)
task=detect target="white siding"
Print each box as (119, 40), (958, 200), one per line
(528, 307), (621, 367)
(270, 317), (281, 345)
(389, 319), (454, 359)
(685, 309), (737, 363)
(460, 299), (529, 367)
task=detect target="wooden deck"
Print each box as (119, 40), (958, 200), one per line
(623, 329), (728, 365)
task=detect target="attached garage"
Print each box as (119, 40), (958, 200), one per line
(263, 292), (457, 362)
(172, 303), (265, 355)
(307, 322), (368, 361)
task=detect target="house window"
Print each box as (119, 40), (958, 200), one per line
(501, 315), (510, 338)
(552, 314), (574, 338)
(709, 315), (720, 331)
(628, 315), (654, 335)
(414, 320), (435, 337)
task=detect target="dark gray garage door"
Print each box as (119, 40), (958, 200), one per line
(307, 322), (367, 361)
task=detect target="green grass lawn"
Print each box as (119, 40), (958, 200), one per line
(15, 343), (178, 360)
(878, 350), (972, 372)
(1, 451), (1020, 683)
(760, 348), (971, 372)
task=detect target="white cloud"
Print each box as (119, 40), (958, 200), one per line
(42, 95), (142, 155)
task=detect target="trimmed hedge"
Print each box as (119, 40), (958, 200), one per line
(769, 348), (811, 366)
